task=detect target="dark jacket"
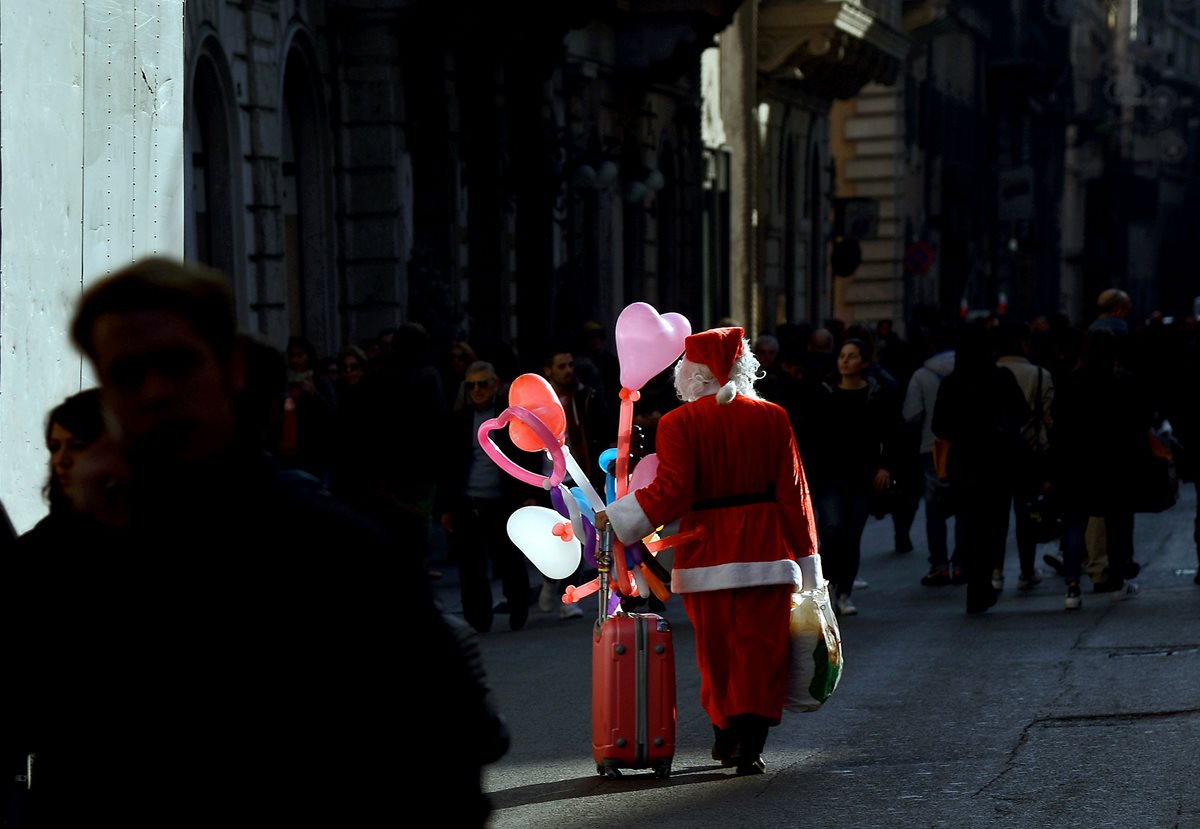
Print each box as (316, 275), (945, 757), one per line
(1, 450), (497, 827)
(439, 392), (541, 514)
(931, 364), (1029, 493)
(805, 375), (903, 493)
(1051, 366), (1150, 514)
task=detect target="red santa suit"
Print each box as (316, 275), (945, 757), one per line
(606, 330), (820, 736)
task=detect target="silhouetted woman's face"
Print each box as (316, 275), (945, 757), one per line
(47, 422), (97, 511)
(838, 343), (866, 378)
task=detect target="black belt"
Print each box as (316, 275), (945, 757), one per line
(691, 483), (776, 512)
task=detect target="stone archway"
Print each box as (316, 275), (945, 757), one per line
(186, 40), (240, 294)
(281, 39), (334, 353)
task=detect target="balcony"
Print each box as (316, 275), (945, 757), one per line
(758, 0), (910, 98)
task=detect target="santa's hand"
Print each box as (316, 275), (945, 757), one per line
(594, 511), (610, 532)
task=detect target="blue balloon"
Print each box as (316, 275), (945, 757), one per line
(569, 487), (595, 523)
(598, 447), (619, 476)
(598, 448), (619, 504)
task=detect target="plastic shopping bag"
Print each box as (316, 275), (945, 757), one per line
(785, 587), (843, 713)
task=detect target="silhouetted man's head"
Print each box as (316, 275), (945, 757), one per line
(71, 257), (243, 470)
(1097, 288), (1132, 320)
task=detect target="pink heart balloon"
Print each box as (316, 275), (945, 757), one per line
(614, 302), (691, 391)
(629, 453), (659, 493)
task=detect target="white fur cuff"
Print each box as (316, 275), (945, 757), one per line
(606, 493), (655, 546)
(797, 555), (825, 592)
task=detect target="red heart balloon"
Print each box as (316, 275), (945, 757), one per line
(507, 373), (566, 451)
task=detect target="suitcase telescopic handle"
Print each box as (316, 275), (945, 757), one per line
(597, 525), (613, 623)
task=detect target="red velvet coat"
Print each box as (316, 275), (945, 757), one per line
(607, 393), (819, 728)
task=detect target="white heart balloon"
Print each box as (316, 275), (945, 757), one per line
(507, 506), (582, 580)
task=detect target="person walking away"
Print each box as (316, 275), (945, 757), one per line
(594, 326), (821, 775)
(1050, 328), (1149, 608)
(994, 321), (1055, 592)
(931, 322), (1029, 614)
(902, 322), (966, 586)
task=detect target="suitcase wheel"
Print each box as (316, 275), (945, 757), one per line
(598, 762), (622, 779)
(653, 761), (671, 779)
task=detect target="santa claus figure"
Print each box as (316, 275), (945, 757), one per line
(596, 326), (823, 775)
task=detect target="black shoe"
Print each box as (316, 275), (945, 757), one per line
(921, 566), (950, 587)
(951, 565), (967, 585)
(1092, 579), (1121, 594)
(509, 605), (528, 631)
(896, 538), (914, 555)
(712, 728), (739, 767)
(734, 756), (766, 775)
(966, 590), (997, 615)
(1125, 560), (1141, 580)
(1042, 553), (1065, 577)
(711, 743), (736, 767)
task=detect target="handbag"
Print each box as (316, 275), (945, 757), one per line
(785, 585), (843, 712)
(931, 437), (952, 482)
(868, 478), (904, 519)
(1021, 491), (1063, 544)
(1018, 368), (1052, 491)
(1133, 428), (1179, 514)
(1016, 369), (1062, 543)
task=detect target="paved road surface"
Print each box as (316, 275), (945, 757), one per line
(428, 486), (1200, 829)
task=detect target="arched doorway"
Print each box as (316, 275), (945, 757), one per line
(281, 40), (333, 351)
(186, 41), (239, 290)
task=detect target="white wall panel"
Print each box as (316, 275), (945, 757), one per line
(1, 0), (184, 532)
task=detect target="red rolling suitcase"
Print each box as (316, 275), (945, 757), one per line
(591, 529), (676, 779)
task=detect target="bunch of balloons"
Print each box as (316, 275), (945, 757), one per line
(477, 302), (696, 616)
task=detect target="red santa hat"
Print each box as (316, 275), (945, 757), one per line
(684, 326), (745, 387)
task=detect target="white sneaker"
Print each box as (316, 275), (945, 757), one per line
(539, 581), (558, 612)
(836, 594), (858, 616)
(559, 602), (584, 619)
(991, 569), (1005, 592)
(852, 578), (868, 589)
(1110, 580), (1140, 602)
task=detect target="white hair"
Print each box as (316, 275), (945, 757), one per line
(673, 340), (762, 405)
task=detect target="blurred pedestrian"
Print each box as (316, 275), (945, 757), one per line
(1051, 328), (1149, 608)
(994, 320), (1054, 592)
(807, 337), (900, 615)
(932, 322), (1029, 614)
(21, 255), (491, 825)
(279, 334), (336, 482)
(438, 360), (536, 633)
(538, 346), (610, 619)
(15, 388), (129, 552)
(903, 322), (966, 586)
